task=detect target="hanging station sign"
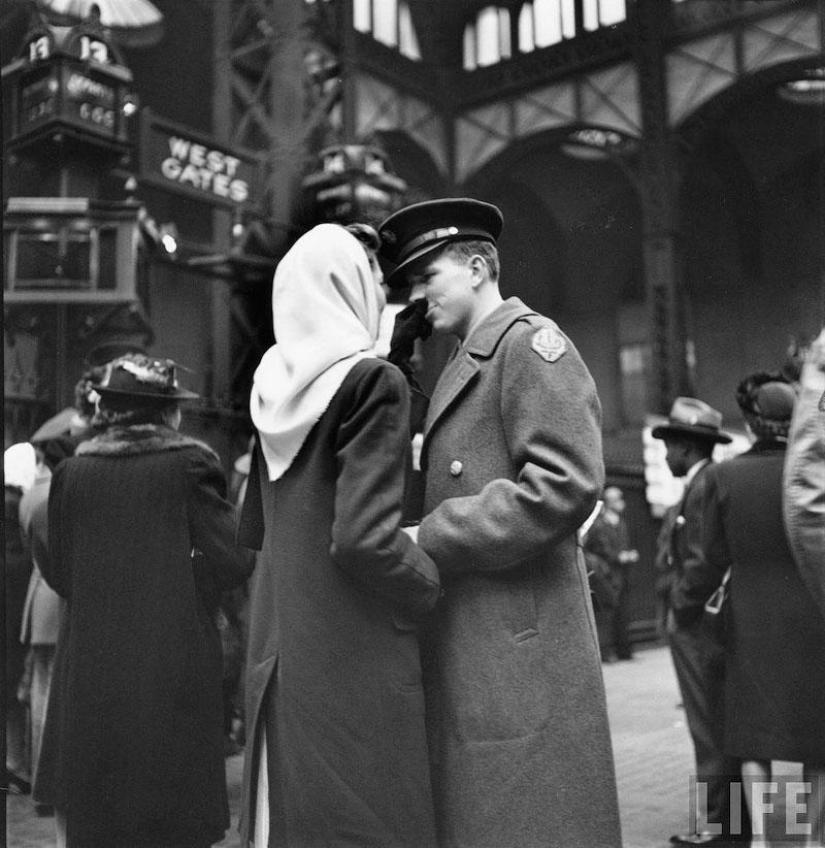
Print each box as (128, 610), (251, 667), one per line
(137, 111), (263, 209)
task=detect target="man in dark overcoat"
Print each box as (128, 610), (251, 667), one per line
(379, 198), (622, 848)
(652, 398), (744, 846)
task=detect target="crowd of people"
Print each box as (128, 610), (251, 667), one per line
(650, 333), (825, 848)
(2, 195), (823, 848)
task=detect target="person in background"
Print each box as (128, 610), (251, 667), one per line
(651, 397), (744, 847)
(2, 442), (37, 797)
(19, 435), (73, 817)
(238, 223), (441, 847)
(584, 485), (639, 661)
(17, 385), (97, 817)
(379, 198), (621, 848)
(701, 373), (825, 848)
(33, 353), (254, 848)
(783, 326), (825, 618)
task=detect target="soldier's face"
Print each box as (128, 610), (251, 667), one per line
(407, 252), (475, 339)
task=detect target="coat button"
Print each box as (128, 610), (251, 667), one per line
(450, 460), (463, 476)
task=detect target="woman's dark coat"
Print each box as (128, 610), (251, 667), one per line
(238, 358), (441, 847)
(35, 425), (254, 845)
(702, 440), (825, 763)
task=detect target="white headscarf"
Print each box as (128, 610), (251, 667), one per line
(4, 442), (37, 491)
(250, 224), (383, 481)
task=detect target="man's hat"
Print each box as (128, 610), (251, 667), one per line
(92, 354), (199, 402)
(651, 397), (732, 444)
(378, 198), (504, 289)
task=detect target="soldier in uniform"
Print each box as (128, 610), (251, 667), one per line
(379, 198), (622, 848)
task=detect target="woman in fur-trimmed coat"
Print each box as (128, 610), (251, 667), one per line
(34, 354), (254, 848)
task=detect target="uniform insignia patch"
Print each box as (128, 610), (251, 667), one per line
(531, 327), (567, 362)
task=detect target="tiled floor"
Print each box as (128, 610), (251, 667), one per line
(5, 644), (812, 847)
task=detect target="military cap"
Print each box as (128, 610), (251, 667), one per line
(651, 397), (732, 444)
(379, 198), (504, 289)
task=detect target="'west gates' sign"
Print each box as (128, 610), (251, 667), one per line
(138, 110), (263, 208)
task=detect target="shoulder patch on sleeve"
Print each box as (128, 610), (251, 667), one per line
(531, 326), (567, 362)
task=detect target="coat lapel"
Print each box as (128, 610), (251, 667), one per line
(423, 350), (479, 444)
(422, 298), (536, 449)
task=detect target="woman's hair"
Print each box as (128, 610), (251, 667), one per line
(94, 394), (179, 429)
(344, 223), (383, 279)
(735, 372), (795, 440)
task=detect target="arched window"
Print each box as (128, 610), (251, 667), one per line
(463, 6), (512, 70)
(519, 0), (575, 53)
(583, 0), (626, 31)
(519, 0), (625, 52)
(353, 0), (421, 60)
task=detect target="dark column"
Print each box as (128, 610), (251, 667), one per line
(632, 0), (690, 414)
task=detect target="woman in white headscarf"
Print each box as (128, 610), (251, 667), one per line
(238, 224), (441, 847)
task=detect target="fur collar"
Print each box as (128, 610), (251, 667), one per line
(77, 425), (219, 461)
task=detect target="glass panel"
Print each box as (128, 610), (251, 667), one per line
(620, 343), (650, 425)
(353, 0), (371, 32)
(13, 228), (92, 290)
(463, 23), (477, 70)
(373, 0), (398, 47)
(399, 2), (421, 59)
(519, 3), (535, 53)
(98, 227), (118, 290)
(534, 0), (562, 47)
(561, 0), (576, 38)
(499, 8), (512, 59)
(476, 6), (501, 67)
(600, 0), (626, 26)
(583, 0), (599, 31)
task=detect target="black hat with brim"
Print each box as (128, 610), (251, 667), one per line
(379, 198), (504, 289)
(651, 396), (732, 444)
(91, 355), (199, 402)
(650, 422), (732, 444)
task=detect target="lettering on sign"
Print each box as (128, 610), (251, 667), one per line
(140, 114), (261, 207)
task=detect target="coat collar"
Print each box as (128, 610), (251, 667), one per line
(76, 424), (218, 460)
(463, 297), (538, 358)
(422, 298), (536, 449)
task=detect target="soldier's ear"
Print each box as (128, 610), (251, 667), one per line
(468, 254), (488, 286)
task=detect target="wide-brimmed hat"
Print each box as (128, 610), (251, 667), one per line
(92, 354), (199, 402)
(378, 198), (504, 289)
(651, 397), (732, 444)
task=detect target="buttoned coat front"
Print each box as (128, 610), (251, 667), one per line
(417, 297), (622, 848)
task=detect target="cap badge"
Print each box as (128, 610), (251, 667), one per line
(531, 327), (567, 363)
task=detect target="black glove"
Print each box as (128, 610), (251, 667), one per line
(388, 299), (432, 377)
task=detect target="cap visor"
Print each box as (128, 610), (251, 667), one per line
(385, 239), (451, 289)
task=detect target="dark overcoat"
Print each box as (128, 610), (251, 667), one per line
(701, 441), (825, 763)
(417, 298), (622, 848)
(35, 424), (254, 845)
(238, 358), (441, 847)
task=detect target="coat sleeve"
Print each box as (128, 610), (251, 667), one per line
(329, 361), (441, 616)
(186, 448), (256, 593)
(783, 345), (825, 617)
(419, 326), (604, 574)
